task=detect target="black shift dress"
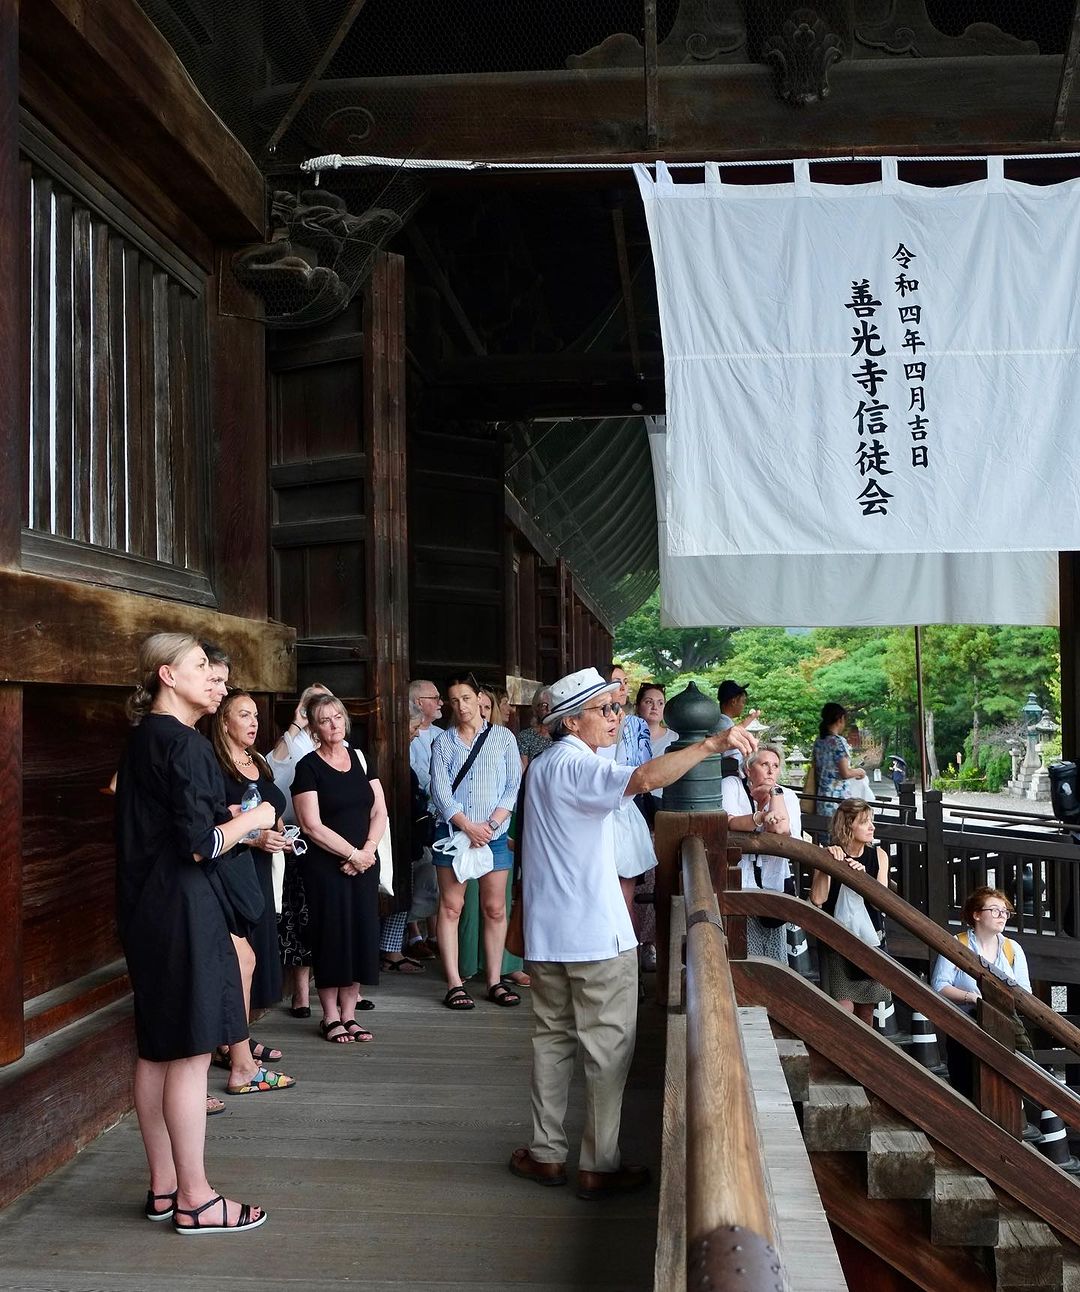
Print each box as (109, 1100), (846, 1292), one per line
(115, 714), (247, 1061)
(291, 747), (380, 988)
(221, 772), (287, 1009)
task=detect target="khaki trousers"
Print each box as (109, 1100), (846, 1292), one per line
(526, 949), (639, 1173)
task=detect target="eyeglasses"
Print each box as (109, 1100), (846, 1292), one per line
(580, 703), (618, 717)
(979, 906), (1011, 918)
(417, 694), (441, 701)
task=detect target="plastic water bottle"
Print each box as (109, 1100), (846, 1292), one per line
(240, 783), (261, 841)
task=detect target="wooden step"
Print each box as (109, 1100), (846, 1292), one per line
(811, 1150), (994, 1292)
(803, 1075), (871, 1153)
(992, 1201), (1062, 1291)
(931, 1147), (999, 1248)
(775, 1036), (809, 1104)
(867, 1098), (934, 1201)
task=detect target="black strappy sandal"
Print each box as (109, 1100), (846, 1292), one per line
(172, 1193), (267, 1235)
(144, 1189), (177, 1222)
(487, 982), (521, 1007)
(443, 985), (475, 1010)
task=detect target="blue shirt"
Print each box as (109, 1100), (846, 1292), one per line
(931, 928), (1031, 996)
(430, 723), (521, 837)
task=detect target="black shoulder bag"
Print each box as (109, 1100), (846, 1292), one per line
(451, 725), (493, 794)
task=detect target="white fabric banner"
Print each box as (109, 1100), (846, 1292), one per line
(647, 423), (1059, 628)
(637, 160), (1080, 561)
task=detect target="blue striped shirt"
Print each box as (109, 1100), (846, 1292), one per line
(430, 723), (521, 837)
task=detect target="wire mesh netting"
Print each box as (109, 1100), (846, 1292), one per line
(506, 416), (659, 625)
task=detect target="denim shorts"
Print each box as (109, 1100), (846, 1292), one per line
(432, 824), (512, 872)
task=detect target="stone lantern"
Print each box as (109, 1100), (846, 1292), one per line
(661, 682), (726, 812)
(1022, 693), (1043, 773)
(787, 745), (807, 789)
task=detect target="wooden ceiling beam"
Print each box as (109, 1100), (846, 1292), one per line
(21, 0), (264, 241)
(259, 58), (1068, 163)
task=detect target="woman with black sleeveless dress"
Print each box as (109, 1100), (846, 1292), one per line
(116, 633), (274, 1234)
(292, 695), (386, 1044)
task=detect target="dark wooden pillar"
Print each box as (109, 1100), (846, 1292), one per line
(208, 270), (268, 622)
(364, 252), (410, 894)
(1060, 553), (1080, 761)
(0, 0), (23, 1065)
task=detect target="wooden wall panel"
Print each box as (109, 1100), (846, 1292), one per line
(0, 1002), (136, 1209)
(208, 273), (268, 622)
(0, 685), (22, 1063)
(21, 687), (127, 1001)
(409, 428), (506, 683)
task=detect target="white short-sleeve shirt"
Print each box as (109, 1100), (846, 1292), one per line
(720, 775), (797, 891)
(521, 734), (637, 963)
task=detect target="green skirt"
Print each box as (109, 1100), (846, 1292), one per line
(457, 870), (523, 980)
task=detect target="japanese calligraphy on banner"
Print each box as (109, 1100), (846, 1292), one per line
(636, 159), (1080, 559)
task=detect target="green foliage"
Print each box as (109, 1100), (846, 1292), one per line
(614, 590), (734, 683)
(614, 593), (1061, 788)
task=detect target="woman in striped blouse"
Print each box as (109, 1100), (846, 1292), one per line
(430, 677), (522, 1011)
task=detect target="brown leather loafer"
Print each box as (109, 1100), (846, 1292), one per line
(576, 1164), (651, 1200)
(508, 1147), (567, 1187)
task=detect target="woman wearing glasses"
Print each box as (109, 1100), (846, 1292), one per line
(931, 886), (1033, 1097)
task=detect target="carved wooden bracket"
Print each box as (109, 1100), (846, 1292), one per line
(764, 7), (845, 105)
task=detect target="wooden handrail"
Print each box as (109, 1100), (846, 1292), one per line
(730, 830), (1080, 1062)
(733, 957), (1080, 1247)
(725, 888), (1080, 1131)
(680, 835), (784, 1289)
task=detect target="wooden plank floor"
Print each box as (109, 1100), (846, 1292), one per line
(0, 973), (661, 1292)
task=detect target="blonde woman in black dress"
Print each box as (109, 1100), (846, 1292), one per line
(293, 695), (387, 1043)
(116, 634), (274, 1233)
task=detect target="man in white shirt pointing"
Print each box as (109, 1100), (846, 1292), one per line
(509, 667), (755, 1199)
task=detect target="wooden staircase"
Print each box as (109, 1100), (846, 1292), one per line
(776, 1032), (1080, 1292)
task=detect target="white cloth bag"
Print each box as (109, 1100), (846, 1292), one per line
(833, 886), (881, 948)
(844, 777), (877, 803)
(432, 829), (494, 883)
(352, 746), (394, 896)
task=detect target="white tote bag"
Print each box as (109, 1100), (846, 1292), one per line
(833, 886), (881, 948)
(353, 746), (394, 896)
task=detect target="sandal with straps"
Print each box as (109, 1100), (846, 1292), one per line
(341, 1019), (374, 1042)
(487, 982), (521, 1007)
(319, 1019), (353, 1044)
(173, 1193), (267, 1236)
(145, 1189), (177, 1222)
(443, 985), (475, 1011)
(248, 1038), (283, 1063)
(225, 1066), (296, 1096)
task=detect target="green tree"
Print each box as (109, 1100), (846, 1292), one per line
(614, 589), (734, 682)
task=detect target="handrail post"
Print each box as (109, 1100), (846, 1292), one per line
(976, 980), (1023, 1137)
(924, 789), (947, 929)
(654, 811), (690, 1006)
